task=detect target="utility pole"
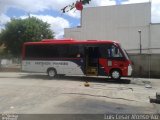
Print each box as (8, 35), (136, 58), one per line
(138, 30), (142, 54)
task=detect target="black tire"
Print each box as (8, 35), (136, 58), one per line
(110, 69), (121, 80)
(47, 68), (57, 78)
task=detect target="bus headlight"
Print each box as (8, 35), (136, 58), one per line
(128, 64), (133, 76)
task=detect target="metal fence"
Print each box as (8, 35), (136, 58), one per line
(0, 58), (21, 72)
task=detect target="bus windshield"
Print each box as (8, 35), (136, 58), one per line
(119, 44), (129, 60)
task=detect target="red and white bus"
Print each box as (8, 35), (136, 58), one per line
(22, 39), (132, 79)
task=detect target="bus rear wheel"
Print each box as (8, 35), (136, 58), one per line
(110, 69), (121, 80)
(47, 68), (57, 78)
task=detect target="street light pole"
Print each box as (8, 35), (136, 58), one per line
(138, 30), (142, 54)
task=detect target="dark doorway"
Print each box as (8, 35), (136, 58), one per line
(85, 47), (99, 75)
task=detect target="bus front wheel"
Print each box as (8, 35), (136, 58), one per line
(110, 69), (121, 80)
(47, 68), (57, 78)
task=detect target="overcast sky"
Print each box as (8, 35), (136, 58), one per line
(0, 0), (160, 38)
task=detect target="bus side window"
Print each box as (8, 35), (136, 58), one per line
(68, 45), (84, 58)
(78, 45), (84, 58)
(99, 45), (108, 58)
(107, 45), (123, 58)
(107, 48), (112, 58)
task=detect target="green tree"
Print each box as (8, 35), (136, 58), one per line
(0, 17), (54, 57)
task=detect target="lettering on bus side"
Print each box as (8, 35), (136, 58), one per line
(35, 62), (51, 65)
(26, 61), (30, 65)
(34, 62), (68, 66)
(52, 62), (68, 65)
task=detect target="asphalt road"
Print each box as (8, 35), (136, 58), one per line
(0, 72), (160, 115)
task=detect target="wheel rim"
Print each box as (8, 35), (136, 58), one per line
(49, 70), (55, 77)
(112, 71), (120, 79)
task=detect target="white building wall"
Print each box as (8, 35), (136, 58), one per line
(65, 3), (152, 54)
(150, 24), (160, 53)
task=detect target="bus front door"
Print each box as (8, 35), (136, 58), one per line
(85, 47), (99, 76)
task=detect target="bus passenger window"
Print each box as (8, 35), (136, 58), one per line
(99, 45), (108, 58)
(68, 45), (84, 58)
(76, 53), (81, 57)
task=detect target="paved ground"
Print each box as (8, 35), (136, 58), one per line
(0, 72), (160, 114)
